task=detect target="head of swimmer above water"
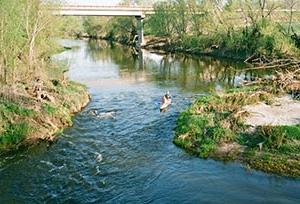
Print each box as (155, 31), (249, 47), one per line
(165, 91), (171, 99)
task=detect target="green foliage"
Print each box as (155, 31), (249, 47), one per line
(0, 0), (61, 84)
(256, 126), (287, 149)
(240, 125), (300, 154)
(174, 89), (291, 161)
(147, 0), (193, 38)
(109, 17), (137, 44)
(240, 126), (286, 150)
(147, 2), (176, 37)
(243, 124), (300, 176)
(146, 0), (300, 59)
(206, 126), (236, 143)
(59, 16), (84, 37)
(176, 110), (194, 134)
(198, 139), (216, 158)
(246, 151), (300, 177)
(176, 89), (300, 176)
(0, 122), (29, 147)
(83, 17), (108, 38)
(81, 16), (136, 44)
(282, 125), (300, 140)
(0, 101), (35, 117)
(175, 93), (243, 158)
(278, 143), (300, 155)
(42, 103), (56, 115)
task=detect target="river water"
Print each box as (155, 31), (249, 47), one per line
(0, 39), (299, 203)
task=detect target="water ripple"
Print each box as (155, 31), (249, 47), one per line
(1, 39), (300, 203)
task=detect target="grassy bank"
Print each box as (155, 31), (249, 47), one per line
(0, 0), (90, 151)
(0, 80), (89, 151)
(143, 22), (300, 61)
(174, 85), (300, 177)
(144, 0), (300, 61)
(145, 1), (300, 177)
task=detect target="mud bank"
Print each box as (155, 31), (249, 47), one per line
(0, 80), (90, 151)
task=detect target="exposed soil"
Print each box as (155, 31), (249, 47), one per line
(0, 80), (90, 149)
(243, 95), (300, 126)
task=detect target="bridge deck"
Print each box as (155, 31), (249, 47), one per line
(54, 5), (154, 17)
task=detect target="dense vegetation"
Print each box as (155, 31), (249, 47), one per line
(0, 0), (89, 150)
(143, 1), (300, 176)
(66, 0), (300, 60)
(0, 81), (89, 150)
(2, 0), (300, 177)
(0, 0), (63, 84)
(146, 0), (300, 60)
(174, 86), (300, 177)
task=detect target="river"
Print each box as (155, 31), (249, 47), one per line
(0, 39), (299, 203)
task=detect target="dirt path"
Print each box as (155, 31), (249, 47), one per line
(243, 95), (300, 126)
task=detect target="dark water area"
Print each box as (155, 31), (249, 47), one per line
(0, 39), (299, 204)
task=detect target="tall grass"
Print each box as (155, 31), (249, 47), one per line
(174, 88), (275, 157)
(0, 122), (29, 148)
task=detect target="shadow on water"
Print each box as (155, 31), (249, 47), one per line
(0, 39), (299, 204)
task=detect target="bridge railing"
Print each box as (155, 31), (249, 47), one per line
(59, 5), (153, 8)
(54, 5), (154, 11)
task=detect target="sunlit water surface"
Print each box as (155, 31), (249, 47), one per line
(0, 39), (299, 204)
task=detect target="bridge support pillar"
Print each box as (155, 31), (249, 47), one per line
(136, 16), (145, 48)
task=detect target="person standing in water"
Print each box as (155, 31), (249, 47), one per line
(160, 91), (172, 112)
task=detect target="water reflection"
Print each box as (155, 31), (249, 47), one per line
(1, 39), (299, 204)
(82, 40), (270, 93)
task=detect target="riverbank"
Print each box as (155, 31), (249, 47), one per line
(141, 33), (300, 177)
(142, 35), (300, 62)
(174, 78), (300, 177)
(142, 36), (223, 57)
(70, 33), (135, 48)
(0, 80), (90, 152)
(53, 35), (300, 177)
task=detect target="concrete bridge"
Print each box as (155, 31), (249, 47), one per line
(53, 5), (155, 47)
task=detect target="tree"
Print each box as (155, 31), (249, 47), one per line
(284, 0), (298, 34)
(147, 2), (175, 37)
(0, 0), (60, 84)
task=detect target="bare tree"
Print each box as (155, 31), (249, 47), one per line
(285, 0), (298, 34)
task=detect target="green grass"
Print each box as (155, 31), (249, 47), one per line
(278, 143), (300, 155)
(0, 101), (33, 149)
(174, 94), (241, 157)
(0, 101), (35, 117)
(282, 125), (300, 140)
(42, 103), (56, 115)
(0, 122), (29, 147)
(252, 126), (287, 150)
(245, 151), (300, 177)
(174, 88), (300, 176)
